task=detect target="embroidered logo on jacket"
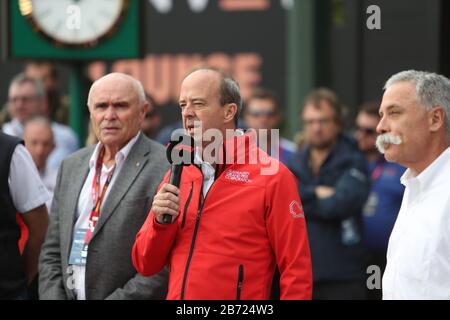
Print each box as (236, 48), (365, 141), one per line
(225, 170), (251, 183)
(289, 200), (305, 219)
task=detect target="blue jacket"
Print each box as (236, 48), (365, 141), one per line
(363, 158), (405, 252)
(288, 134), (370, 282)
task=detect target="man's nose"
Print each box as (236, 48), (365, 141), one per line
(182, 104), (196, 117)
(104, 106), (118, 120)
(35, 145), (45, 156)
(376, 116), (388, 134)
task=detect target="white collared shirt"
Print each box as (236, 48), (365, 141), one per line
(8, 144), (50, 213)
(382, 146), (450, 299)
(39, 165), (58, 212)
(71, 132), (141, 300)
(194, 150), (215, 196)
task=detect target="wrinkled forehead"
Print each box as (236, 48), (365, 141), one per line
(89, 77), (139, 105)
(180, 70), (221, 100)
(380, 82), (420, 111)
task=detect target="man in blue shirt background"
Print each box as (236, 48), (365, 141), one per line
(289, 88), (370, 300)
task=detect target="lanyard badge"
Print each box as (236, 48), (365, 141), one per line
(69, 147), (116, 266)
(86, 147), (116, 244)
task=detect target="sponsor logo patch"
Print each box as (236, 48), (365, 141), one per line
(289, 200), (305, 219)
(225, 170), (251, 183)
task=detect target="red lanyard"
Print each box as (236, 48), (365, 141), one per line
(85, 147), (116, 245)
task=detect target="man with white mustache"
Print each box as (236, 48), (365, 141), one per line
(377, 70), (450, 299)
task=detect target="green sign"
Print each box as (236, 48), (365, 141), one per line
(9, 0), (140, 60)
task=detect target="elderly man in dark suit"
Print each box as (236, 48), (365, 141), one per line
(39, 73), (168, 300)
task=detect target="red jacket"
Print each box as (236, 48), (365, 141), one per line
(132, 132), (312, 300)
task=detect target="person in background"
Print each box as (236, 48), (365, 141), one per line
(25, 61), (69, 125)
(156, 119), (183, 146)
(0, 62), (69, 128)
(23, 116), (58, 211)
(2, 73), (79, 171)
(244, 88), (297, 164)
(354, 101), (405, 300)
(85, 122), (99, 147)
(141, 93), (162, 140)
(288, 88), (370, 300)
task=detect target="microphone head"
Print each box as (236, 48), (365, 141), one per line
(166, 131), (195, 165)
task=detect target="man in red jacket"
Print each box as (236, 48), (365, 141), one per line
(132, 67), (312, 300)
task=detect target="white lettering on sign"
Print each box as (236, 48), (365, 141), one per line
(87, 52), (263, 105)
(366, 5), (381, 30)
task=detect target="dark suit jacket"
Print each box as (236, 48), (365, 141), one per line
(39, 133), (169, 299)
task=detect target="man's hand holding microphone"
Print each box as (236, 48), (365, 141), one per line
(153, 132), (194, 224)
(152, 184), (181, 224)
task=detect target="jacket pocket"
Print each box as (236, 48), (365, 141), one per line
(236, 264), (244, 300)
(181, 182), (194, 229)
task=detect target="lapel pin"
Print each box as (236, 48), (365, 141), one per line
(136, 162), (140, 167)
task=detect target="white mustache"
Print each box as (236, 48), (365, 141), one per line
(376, 133), (402, 154)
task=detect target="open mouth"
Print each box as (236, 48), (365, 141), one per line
(186, 124), (198, 133)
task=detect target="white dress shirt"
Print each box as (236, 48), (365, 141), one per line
(39, 165), (58, 211)
(383, 146), (450, 299)
(8, 144), (50, 213)
(71, 132), (140, 300)
(194, 150), (215, 196)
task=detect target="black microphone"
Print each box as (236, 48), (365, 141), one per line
(162, 132), (194, 224)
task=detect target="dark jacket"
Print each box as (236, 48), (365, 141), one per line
(0, 133), (26, 299)
(288, 134), (370, 282)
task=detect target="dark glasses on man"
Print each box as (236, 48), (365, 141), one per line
(356, 126), (377, 135)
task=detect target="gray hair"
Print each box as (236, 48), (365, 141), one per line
(87, 73), (146, 108)
(9, 73), (46, 98)
(189, 67), (242, 126)
(384, 70), (450, 137)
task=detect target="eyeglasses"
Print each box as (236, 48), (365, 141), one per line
(8, 95), (39, 104)
(356, 126), (377, 135)
(246, 109), (277, 118)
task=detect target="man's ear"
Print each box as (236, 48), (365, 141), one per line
(429, 106), (446, 133)
(223, 103), (238, 124)
(141, 101), (149, 118)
